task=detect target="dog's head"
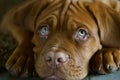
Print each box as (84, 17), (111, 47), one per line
(32, 0), (102, 79)
(8, 0), (120, 80)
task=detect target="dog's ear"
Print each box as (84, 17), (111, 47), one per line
(95, 0), (120, 12)
(84, 2), (120, 48)
(1, 0), (52, 31)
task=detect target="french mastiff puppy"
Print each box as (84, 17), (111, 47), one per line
(1, 0), (120, 80)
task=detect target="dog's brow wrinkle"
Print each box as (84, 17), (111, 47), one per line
(52, 46), (58, 50)
(60, 0), (71, 27)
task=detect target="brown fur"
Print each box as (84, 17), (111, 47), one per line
(1, 0), (120, 80)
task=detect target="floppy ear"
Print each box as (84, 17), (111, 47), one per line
(95, 0), (120, 12)
(1, 0), (51, 32)
(84, 2), (120, 48)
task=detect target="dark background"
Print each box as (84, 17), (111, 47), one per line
(0, 0), (40, 80)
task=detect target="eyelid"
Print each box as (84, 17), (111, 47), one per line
(77, 28), (88, 34)
(77, 24), (91, 36)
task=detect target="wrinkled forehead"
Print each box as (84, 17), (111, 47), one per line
(36, 0), (97, 31)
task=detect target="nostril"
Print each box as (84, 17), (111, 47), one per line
(57, 57), (64, 63)
(56, 53), (69, 64)
(45, 56), (52, 62)
(45, 52), (54, 63)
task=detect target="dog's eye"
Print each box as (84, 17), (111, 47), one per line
(78, 29), (87, 38)
(38, 24), (50, 38)
(75, 28), (89, 41)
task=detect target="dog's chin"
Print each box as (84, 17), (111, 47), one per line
(44, 75), (64, 80)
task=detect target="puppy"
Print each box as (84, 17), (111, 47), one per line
(1, 0), (120, 80)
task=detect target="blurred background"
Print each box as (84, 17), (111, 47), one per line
(0, 0), (120, 80)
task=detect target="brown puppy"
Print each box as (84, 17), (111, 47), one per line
(1, 0), (120, 80)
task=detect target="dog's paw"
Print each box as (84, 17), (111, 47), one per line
(90, 48), (120, 74)
(5, 45), (34, 77)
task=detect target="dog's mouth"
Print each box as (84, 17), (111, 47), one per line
(44, 75), (65, 80)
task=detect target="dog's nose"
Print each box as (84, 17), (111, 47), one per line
(45, 52), (69, 67)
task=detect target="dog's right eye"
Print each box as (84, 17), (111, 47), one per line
(38, 24), (50, 38)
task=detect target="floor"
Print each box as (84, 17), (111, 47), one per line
(0, 68), (120, 80)
(0, 0), (120, 80)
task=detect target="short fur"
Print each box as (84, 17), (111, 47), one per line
(1, 0), (120, 80)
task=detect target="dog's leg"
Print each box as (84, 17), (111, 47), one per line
(0, 0), (40, 77)
(90, 48), (120, 74)
(5, 22), (34, 77)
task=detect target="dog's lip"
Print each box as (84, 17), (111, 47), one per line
(44, 75), (64, 80)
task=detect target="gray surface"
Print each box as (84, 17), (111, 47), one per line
(89, 71), (120, 80)
(0, 69), (120, 80)
(0, 68), (41, 80)
(0, 0), (120, 80)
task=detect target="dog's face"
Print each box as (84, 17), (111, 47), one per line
(32, 0), (102, 80)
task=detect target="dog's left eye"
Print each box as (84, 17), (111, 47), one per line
(75, 28), (89, 41)
(38, 24), (50, 38)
